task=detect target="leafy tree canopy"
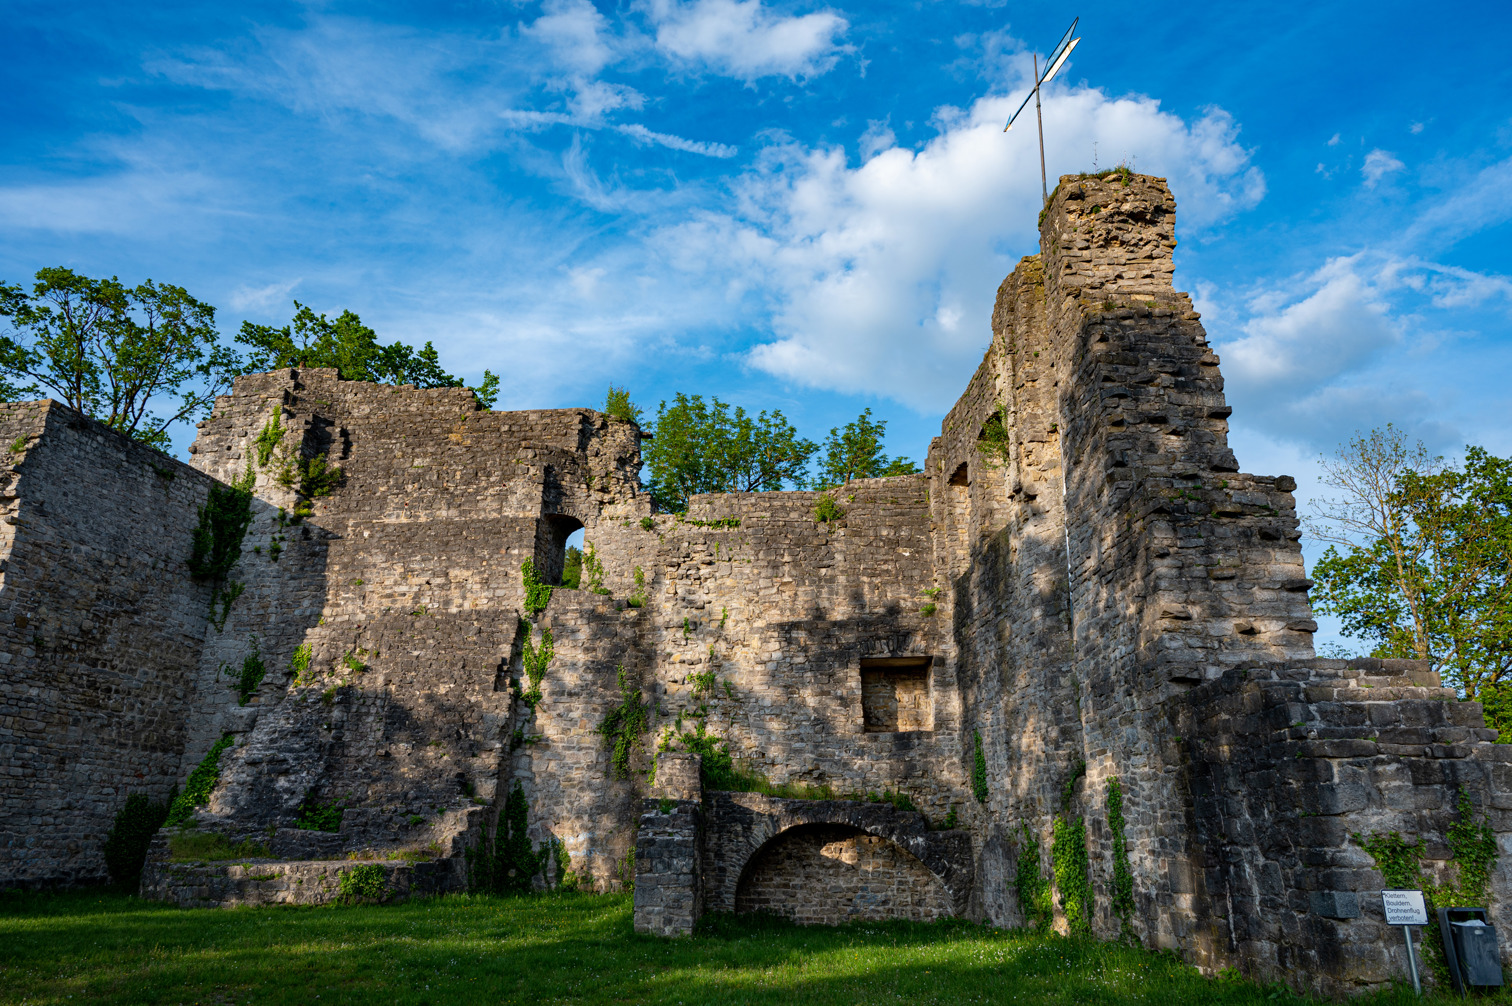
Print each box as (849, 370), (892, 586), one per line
(1308, 426), (1512, 705)
(644, 393), (818, 513)
(237, 302), (498, 407)
(0, 267), (239, 450)
(815, 408), (920, 489)
(641, 396), (919, 513)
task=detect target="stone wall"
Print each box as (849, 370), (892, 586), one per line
(0, 402), (220, 886)
(6, 171), (1512, 998)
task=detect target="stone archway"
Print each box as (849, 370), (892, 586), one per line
(734, 822), (954, 925)
(702, 791), (974, 919)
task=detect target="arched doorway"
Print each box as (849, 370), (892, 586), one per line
(734, 823), (953, 925)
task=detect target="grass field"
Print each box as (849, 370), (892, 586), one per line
(0, 888), (1474, 1005)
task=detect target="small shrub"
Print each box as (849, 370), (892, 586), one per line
(339, 863), (388, 902)
(342, 649), (366, 674)
(296, 793), (345, 832)
(639, 516), (655, 531)
(919, 602), (937, 616)
(103, 793), (171, 887)
(520, 621), (554, 707)
(604, 385), (641, 424)
(290, 642), (313, 684)
(9, 434), (28, 454)
(626, 566), (647, 608)
(813, 493), (845, 523)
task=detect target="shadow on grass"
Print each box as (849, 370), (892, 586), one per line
(0, 889), (1490, 1006)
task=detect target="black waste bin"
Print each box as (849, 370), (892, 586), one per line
(1437, 907), (1505, 994)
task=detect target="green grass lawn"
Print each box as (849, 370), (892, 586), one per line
(0, 888), (1468, 1005)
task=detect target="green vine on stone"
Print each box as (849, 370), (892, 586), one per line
(520, 620), (554, 707)
(971, 730), (989, 804)
(188, 468), (256, 630)
(1107, 776), (1135, 931)
(1016, 823), (1052, 932)
(582, 543), (610, 595)
(1052, 813), (1092, 935)
(466, 782), (548, 894)
(1356, 787), (1498, 985)
(166, 734), (235, 826)
(289, 642), (313, 685)
(626, 566), (647, 608)
(814, 492), (846, 523)
(598, 665), (648, 779)
(254, 405), (285, 467)
(223, 639), (266, 706)
(521, 557), (553, 616)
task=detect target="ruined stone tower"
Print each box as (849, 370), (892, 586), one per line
(2, 173), (1507, 998)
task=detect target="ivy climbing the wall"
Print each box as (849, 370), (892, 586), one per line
(1016, 823), (1052, 932)
(598, 665), (648, 779)
(1050, 760), (1092, 935)
(187, 468), (255, 631)
(520, 621), (554, 707)
(223, 639), (265, 706)
(165, 734), (235, 825)
(254, 405), (285, 467)
(1358, 787), (1499, 984)
(521, 557), (553, 616)
(1107, 776), (1135, 934)
(466, 782), (549, 894)
(972, 730), (989, 803)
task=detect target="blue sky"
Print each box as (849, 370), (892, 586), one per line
(4, 0), (1511, 651)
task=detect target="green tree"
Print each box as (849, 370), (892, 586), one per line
(0, 267), (240, 449)
(237, 302), (499, 407)
(1309, 427), (1512, 700)
(814, 408), (919, 489)
(644, 393), (817, 512)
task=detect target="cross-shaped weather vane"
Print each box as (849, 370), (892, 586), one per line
(1004, 17), (1082, 206)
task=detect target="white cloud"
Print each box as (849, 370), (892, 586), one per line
(1327, 133), (1341, 146)
(644, 0), (849, 80)
(645, 84), (1265, 409)
(1223, 256), (1399, 394)
(522, 0), (620, 76)
(228, 278), (302, 313)
(1362, 148), (1405, 186)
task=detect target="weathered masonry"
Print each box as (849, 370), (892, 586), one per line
(2, 173), (1509, 998)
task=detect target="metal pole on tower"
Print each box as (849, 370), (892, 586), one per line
(1003, 18), (1082, 208)
(1033, 52), (1048, 206)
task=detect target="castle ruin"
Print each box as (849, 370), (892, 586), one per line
(2, 174), (1507, 997)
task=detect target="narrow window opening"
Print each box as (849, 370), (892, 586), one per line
(535, 514), (584, 587)
(860, 658), (933, 733)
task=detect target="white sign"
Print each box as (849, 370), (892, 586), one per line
(1383, 890), (1428, 926)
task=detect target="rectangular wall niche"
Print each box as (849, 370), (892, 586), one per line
(860, 658), (933, 733)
